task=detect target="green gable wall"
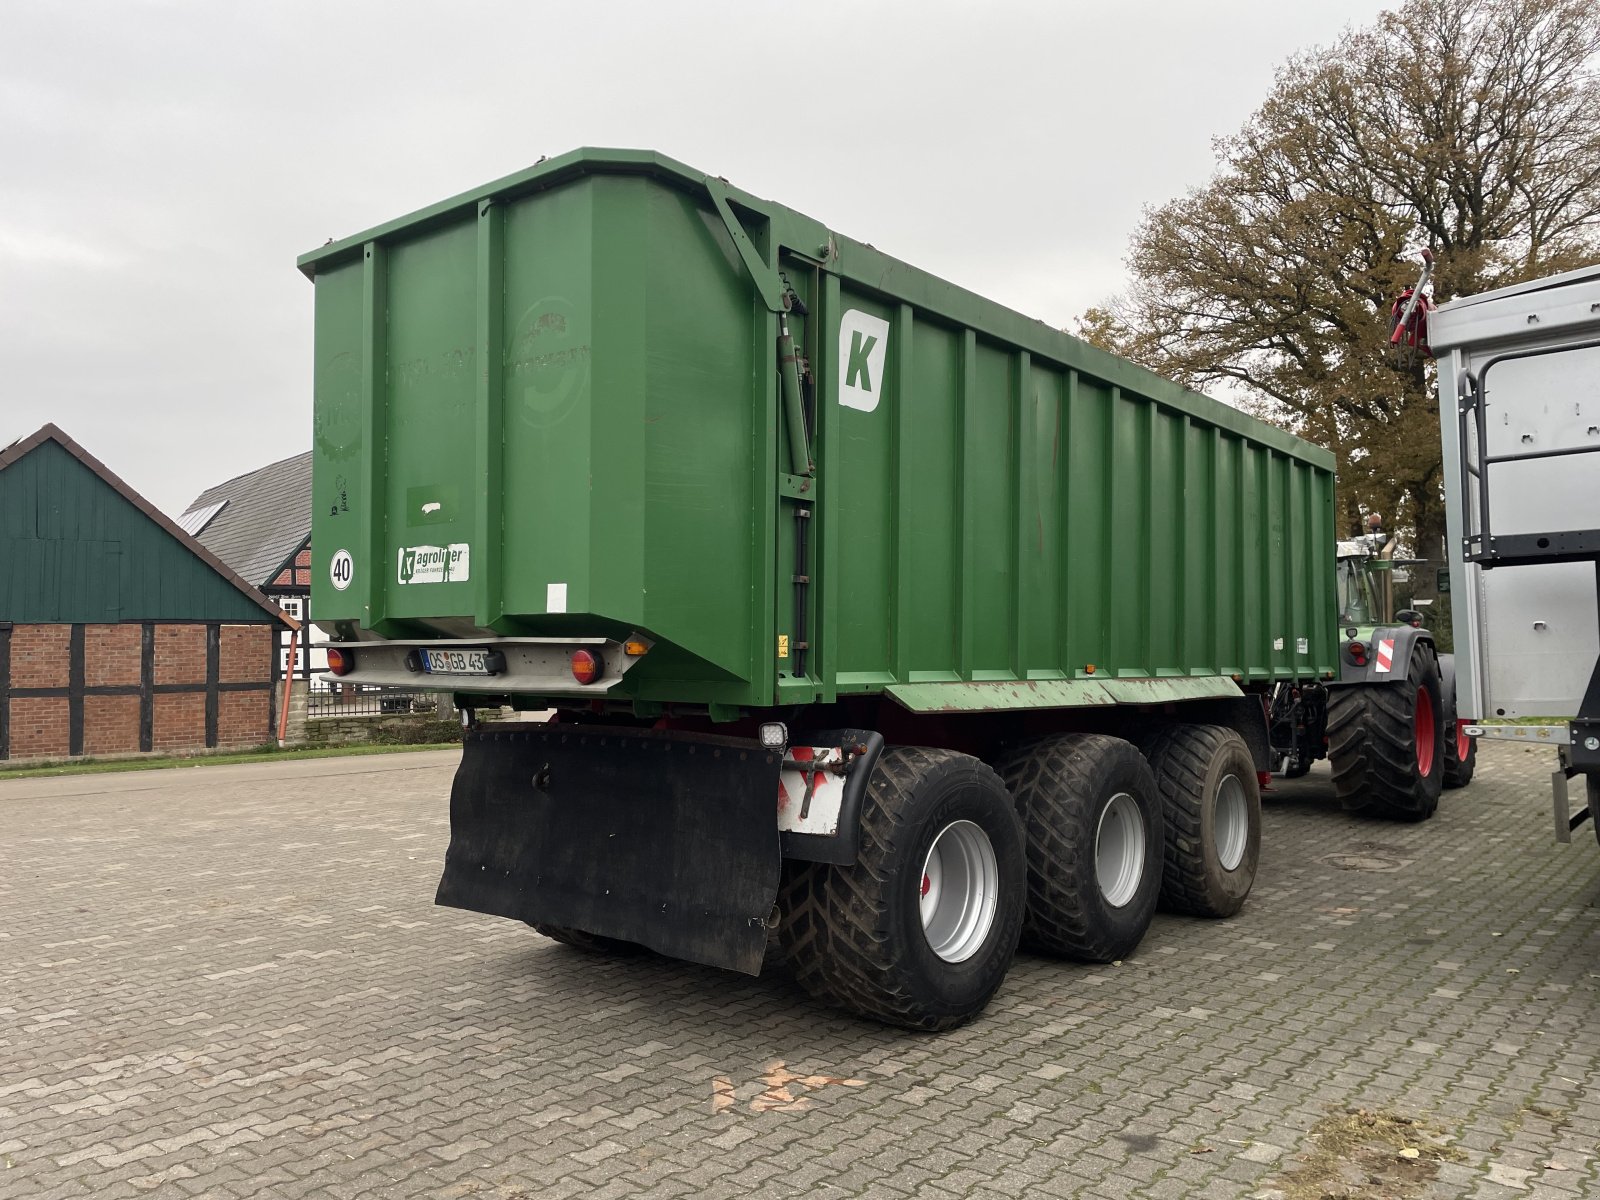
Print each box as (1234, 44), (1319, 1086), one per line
(0, 440), (275, 624)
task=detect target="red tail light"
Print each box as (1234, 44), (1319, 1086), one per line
(570, 649), (604, 685)
(327, 647), (354, 676)
(1347, 640), (1367, 666)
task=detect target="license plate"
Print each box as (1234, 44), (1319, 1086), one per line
(421, 648), (491, 676)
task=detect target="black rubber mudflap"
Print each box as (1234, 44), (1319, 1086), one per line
(436, 726), (782, 975)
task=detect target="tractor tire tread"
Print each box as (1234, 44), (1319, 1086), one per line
(1443, 724), (1477, 789)
(1326, 645), (1443, 822)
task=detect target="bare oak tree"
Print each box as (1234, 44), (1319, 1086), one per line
(1082, 0), (1600, 565)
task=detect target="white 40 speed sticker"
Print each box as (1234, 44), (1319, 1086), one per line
(398, 543), (470, 585)
(329, 548), (354, 591)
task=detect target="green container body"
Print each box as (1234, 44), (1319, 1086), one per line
(302, 149), (1339, 712)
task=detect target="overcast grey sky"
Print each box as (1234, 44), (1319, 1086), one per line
(3, 0), (1393, 517)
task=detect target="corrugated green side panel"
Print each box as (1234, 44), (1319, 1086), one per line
(824, 300), (1338, 698)
(0, 441), (272, 623)
(304, 148), (1338, 711)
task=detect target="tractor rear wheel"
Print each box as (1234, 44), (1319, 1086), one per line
(1443, 713), (1477, 789)
(776, 747), (1026, 1031)
(1327, 643), (1445, 821)
(997, 733), (1163, 962)
(1142, 725), (1260, 918)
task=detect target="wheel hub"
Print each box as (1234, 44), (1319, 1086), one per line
(1415, 685), (1436, 776)
(1214, 773), (1248, 872)
(1095, 792), (1145, 907)
(919, 820), (999, 963)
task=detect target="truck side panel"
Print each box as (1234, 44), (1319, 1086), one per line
(1433, 268), (1600, 720)
(824, 304), (1337, 689)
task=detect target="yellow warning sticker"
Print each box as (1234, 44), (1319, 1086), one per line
(778, 634), (790, 660)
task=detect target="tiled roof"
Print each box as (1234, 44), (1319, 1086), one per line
(181, 450), (312, 589)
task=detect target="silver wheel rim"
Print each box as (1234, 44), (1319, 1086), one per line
(919, 820), (1000, 963)
(1214, 773), (1248, 872)
(1095, 793), (1145, 908)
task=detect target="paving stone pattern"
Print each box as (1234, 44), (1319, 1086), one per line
(2, 742), (1598, 1199)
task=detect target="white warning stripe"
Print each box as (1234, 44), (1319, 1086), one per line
(1374, 638), (1395, 673)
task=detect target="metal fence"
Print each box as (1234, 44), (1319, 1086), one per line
(307, 683), (439, 719)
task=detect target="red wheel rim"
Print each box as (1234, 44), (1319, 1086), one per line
(1415, 687), (1436, 776)
(1456, 724), (1471, 762)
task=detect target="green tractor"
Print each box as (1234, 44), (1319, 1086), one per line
(1268, 532), (1475, 819)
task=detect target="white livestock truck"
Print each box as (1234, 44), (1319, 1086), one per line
(1431, 264), (1600, 849)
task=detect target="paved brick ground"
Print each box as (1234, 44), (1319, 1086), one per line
(3, 742), (1599, 1199)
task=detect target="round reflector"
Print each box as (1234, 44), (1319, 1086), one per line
(327, 647), (353, 676)
(570, 649), (603, 685)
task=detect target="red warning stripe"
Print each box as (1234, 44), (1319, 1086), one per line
(1375, 638), (1395, 673)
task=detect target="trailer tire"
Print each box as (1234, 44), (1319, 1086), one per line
(526, 923), (643, 955)
(1142, 725), (1260, 918)
(1443, 715), (1476, 789)
(1327, 644), (1445, 821)
(776, 747), (1025, 1031)
(997, 734), (1163, 962)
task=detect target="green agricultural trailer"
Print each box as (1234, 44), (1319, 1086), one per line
(301, 148), (1342, 1030)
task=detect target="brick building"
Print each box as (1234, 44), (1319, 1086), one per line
(0, 425), (295, 761)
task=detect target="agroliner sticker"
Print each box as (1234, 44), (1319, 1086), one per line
(398, 543), (470, 585)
